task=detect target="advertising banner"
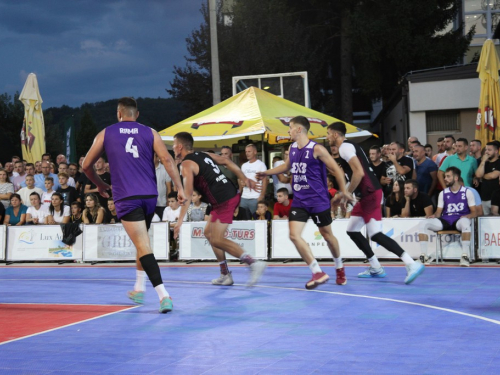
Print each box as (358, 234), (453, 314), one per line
(179, 221), (268, 260)
(272, 219), (367, 259)
(478, 217), (500, 260)
(83, 223), (169, 261)
(0, 225), (5, 261)
(369, 218), (475, 260)
(6, 225), (83, 261)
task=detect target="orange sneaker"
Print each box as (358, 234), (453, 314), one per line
(305, 272), (329, 290)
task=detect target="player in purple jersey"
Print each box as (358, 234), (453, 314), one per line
(83, 97), (186, 313)
(256, 116), (353, 289)
(327, 122), (424, 284)
(172, 132), (267, 286)
(418, 166), (476, 267)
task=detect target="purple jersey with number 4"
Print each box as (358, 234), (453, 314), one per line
(441, 186), (471, 225)
(289, 140), (329, 213)
(103, 121), (158, 202)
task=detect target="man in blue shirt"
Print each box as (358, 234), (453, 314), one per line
(413, 145), (437, 196)
(34, 161), (60, 192)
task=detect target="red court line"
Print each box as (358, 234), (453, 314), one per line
(0, 303), (134, 344)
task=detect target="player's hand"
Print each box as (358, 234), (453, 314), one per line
(246, 178), (261, 192)
(340, 191), (356, 205)
(176, 188), (187, 205)
(97, 183), (111, 198)
(426, 214), (436, 219)
(255, 172), (267, 181)
(173, 221), (182, 239)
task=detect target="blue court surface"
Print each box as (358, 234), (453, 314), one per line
(1, 264), (500, 375)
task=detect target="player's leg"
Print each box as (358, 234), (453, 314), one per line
(418, 218), (444, 263)
(207, 218), (233, 286)
(315, 209), (346, 285)
(456, 217), (472, 267)
(289, 208), (329, 289)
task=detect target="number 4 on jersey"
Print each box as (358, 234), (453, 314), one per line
(125, 137), (139, 158)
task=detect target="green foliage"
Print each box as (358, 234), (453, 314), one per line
(76, 108), (98, 158)
(0, 92), (24, 163)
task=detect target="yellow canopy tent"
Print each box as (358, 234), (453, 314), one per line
(475, 39), (500, 145)
(159, 87), (372, 149)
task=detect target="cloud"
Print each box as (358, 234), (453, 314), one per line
(0, 0), (205, 107)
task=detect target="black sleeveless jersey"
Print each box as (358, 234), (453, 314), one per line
(182, 152), (237, 205)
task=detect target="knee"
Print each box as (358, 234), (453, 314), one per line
(289, 232), (301, 244)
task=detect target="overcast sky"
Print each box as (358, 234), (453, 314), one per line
(0, 0), (205, 108)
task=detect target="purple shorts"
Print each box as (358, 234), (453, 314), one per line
(114, 196), (157, 221)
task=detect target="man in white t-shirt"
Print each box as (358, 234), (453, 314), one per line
(18, 175), (44, 207)
(239, 144), (268, 214)
(154, 153), (172, 218)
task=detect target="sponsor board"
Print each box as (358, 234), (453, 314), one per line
(83, 223), (168, 261)
(0, 226), (5, 260)
(179, 221), (267, 260)
(6, 225), (83, 261)
(272, 219), (367, 259)
(478, 217), (500, 260)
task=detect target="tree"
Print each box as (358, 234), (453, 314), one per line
(76, 109), (98, 158)
(0, 92), (24, 162)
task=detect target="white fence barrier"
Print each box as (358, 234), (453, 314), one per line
(272, 219), (367, 259)
(179, 221), (268, 260)
(83, 223), (169, 261)
(6, 225), (83, 261)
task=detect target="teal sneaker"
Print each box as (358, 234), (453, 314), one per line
(159, 297), (173, 313)
(127, 290), (144, 304)
(357, 267), (386, 278)
(404, 262), (425, 285)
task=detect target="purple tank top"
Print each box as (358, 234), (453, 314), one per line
(441, 186), (471, 225)
(103, 122), (158, 201)
(289, 140), (330, 213)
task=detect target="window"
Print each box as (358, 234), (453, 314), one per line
(464, 0), (500, 46)
(426, 111), (460, 132)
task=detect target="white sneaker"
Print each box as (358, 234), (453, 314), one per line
(460, 254), (470, 267)
(211, 272), (234, 286)
(247, 261), (267, 286)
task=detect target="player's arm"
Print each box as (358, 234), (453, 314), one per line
(315, 144), (348, 194)
(255, 146), (292, 178)
(173, 161), (196, 239)
(152, 130), (185, 204)
(428, 192), (444, 218)
(209, 153), (260, 192)
(428, 170), (437, 196)
(341, 147), (364, 194)
(400, 196), (411, 218)
(82, 130), (110, 198)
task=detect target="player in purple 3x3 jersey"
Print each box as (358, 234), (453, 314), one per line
(418, 166), (476, 267)
(256, 116), (354, 289)
(83, 97), (186, 313)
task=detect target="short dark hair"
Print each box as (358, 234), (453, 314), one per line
(257, 200), (268, 206)
(392, 141), (406, 150)
(456, 137), (468, 145)
(404, 179), (419, 189)
(58, 162), (68, 167)
(437, 137), (444, 142)
(69, 162), (78, 169)
(291, 116), (311, 132)
(220, 146), (232, 152)
(71, 201), (83, 210)
(369, 145), (381, 153)
(29, 192), (41, 199)
(117, 97), (137, 110)
(14, 160), (23, 165)
(10, 193), (21, 202)
(277, 188), (289, 196)
(410, 141), (421, 146)
(167, 191), (178, 200)
(424, 144), (432, 149)
(445, 166), (461, 178)
(487, 141), (500, 150)
(174, 132), (194, 150)
(471, 139), (482, 145)
(45, 177), (54, 183)
(444, 135), (456, 142)
(25, 162), (35, 168)
(327, 121), (346, 136)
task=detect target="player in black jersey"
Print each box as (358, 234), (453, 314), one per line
(172, 132), (267, 286)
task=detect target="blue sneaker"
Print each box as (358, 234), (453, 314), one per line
(159, 297), (173, 313)
(404, 262), (425, 284)
(358, 266), (386, 278)
(127, 290), (144, 304)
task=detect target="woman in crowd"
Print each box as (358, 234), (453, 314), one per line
(46, 192), (70, 224)
(385, 178), (406, 218)
(0, 168), (14, 209)
(186, 189), (209, 221)
(82, 193), (106, 224)
(26, 192), (49, 225)
(4, 193), (27, 226)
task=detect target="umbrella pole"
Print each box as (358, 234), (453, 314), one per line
(261, 134), (265, 164)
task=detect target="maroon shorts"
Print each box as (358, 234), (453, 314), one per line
(210, 194), (241, 224)
(351, 189), (383, 223)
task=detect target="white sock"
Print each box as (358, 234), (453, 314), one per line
(154, 284), (170, 301)
(420, 240), (428, 256)
(368, 255), (382, 269)
(334, 257), (343, 269)
(309, 260), (322, 274)
(400, 252), (415, 266)
(135, 270), (147, 292)
(462, 241), (471, 256)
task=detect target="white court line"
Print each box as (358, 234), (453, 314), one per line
(0, 304), (140, 346)
(2, 278), (500, 326)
